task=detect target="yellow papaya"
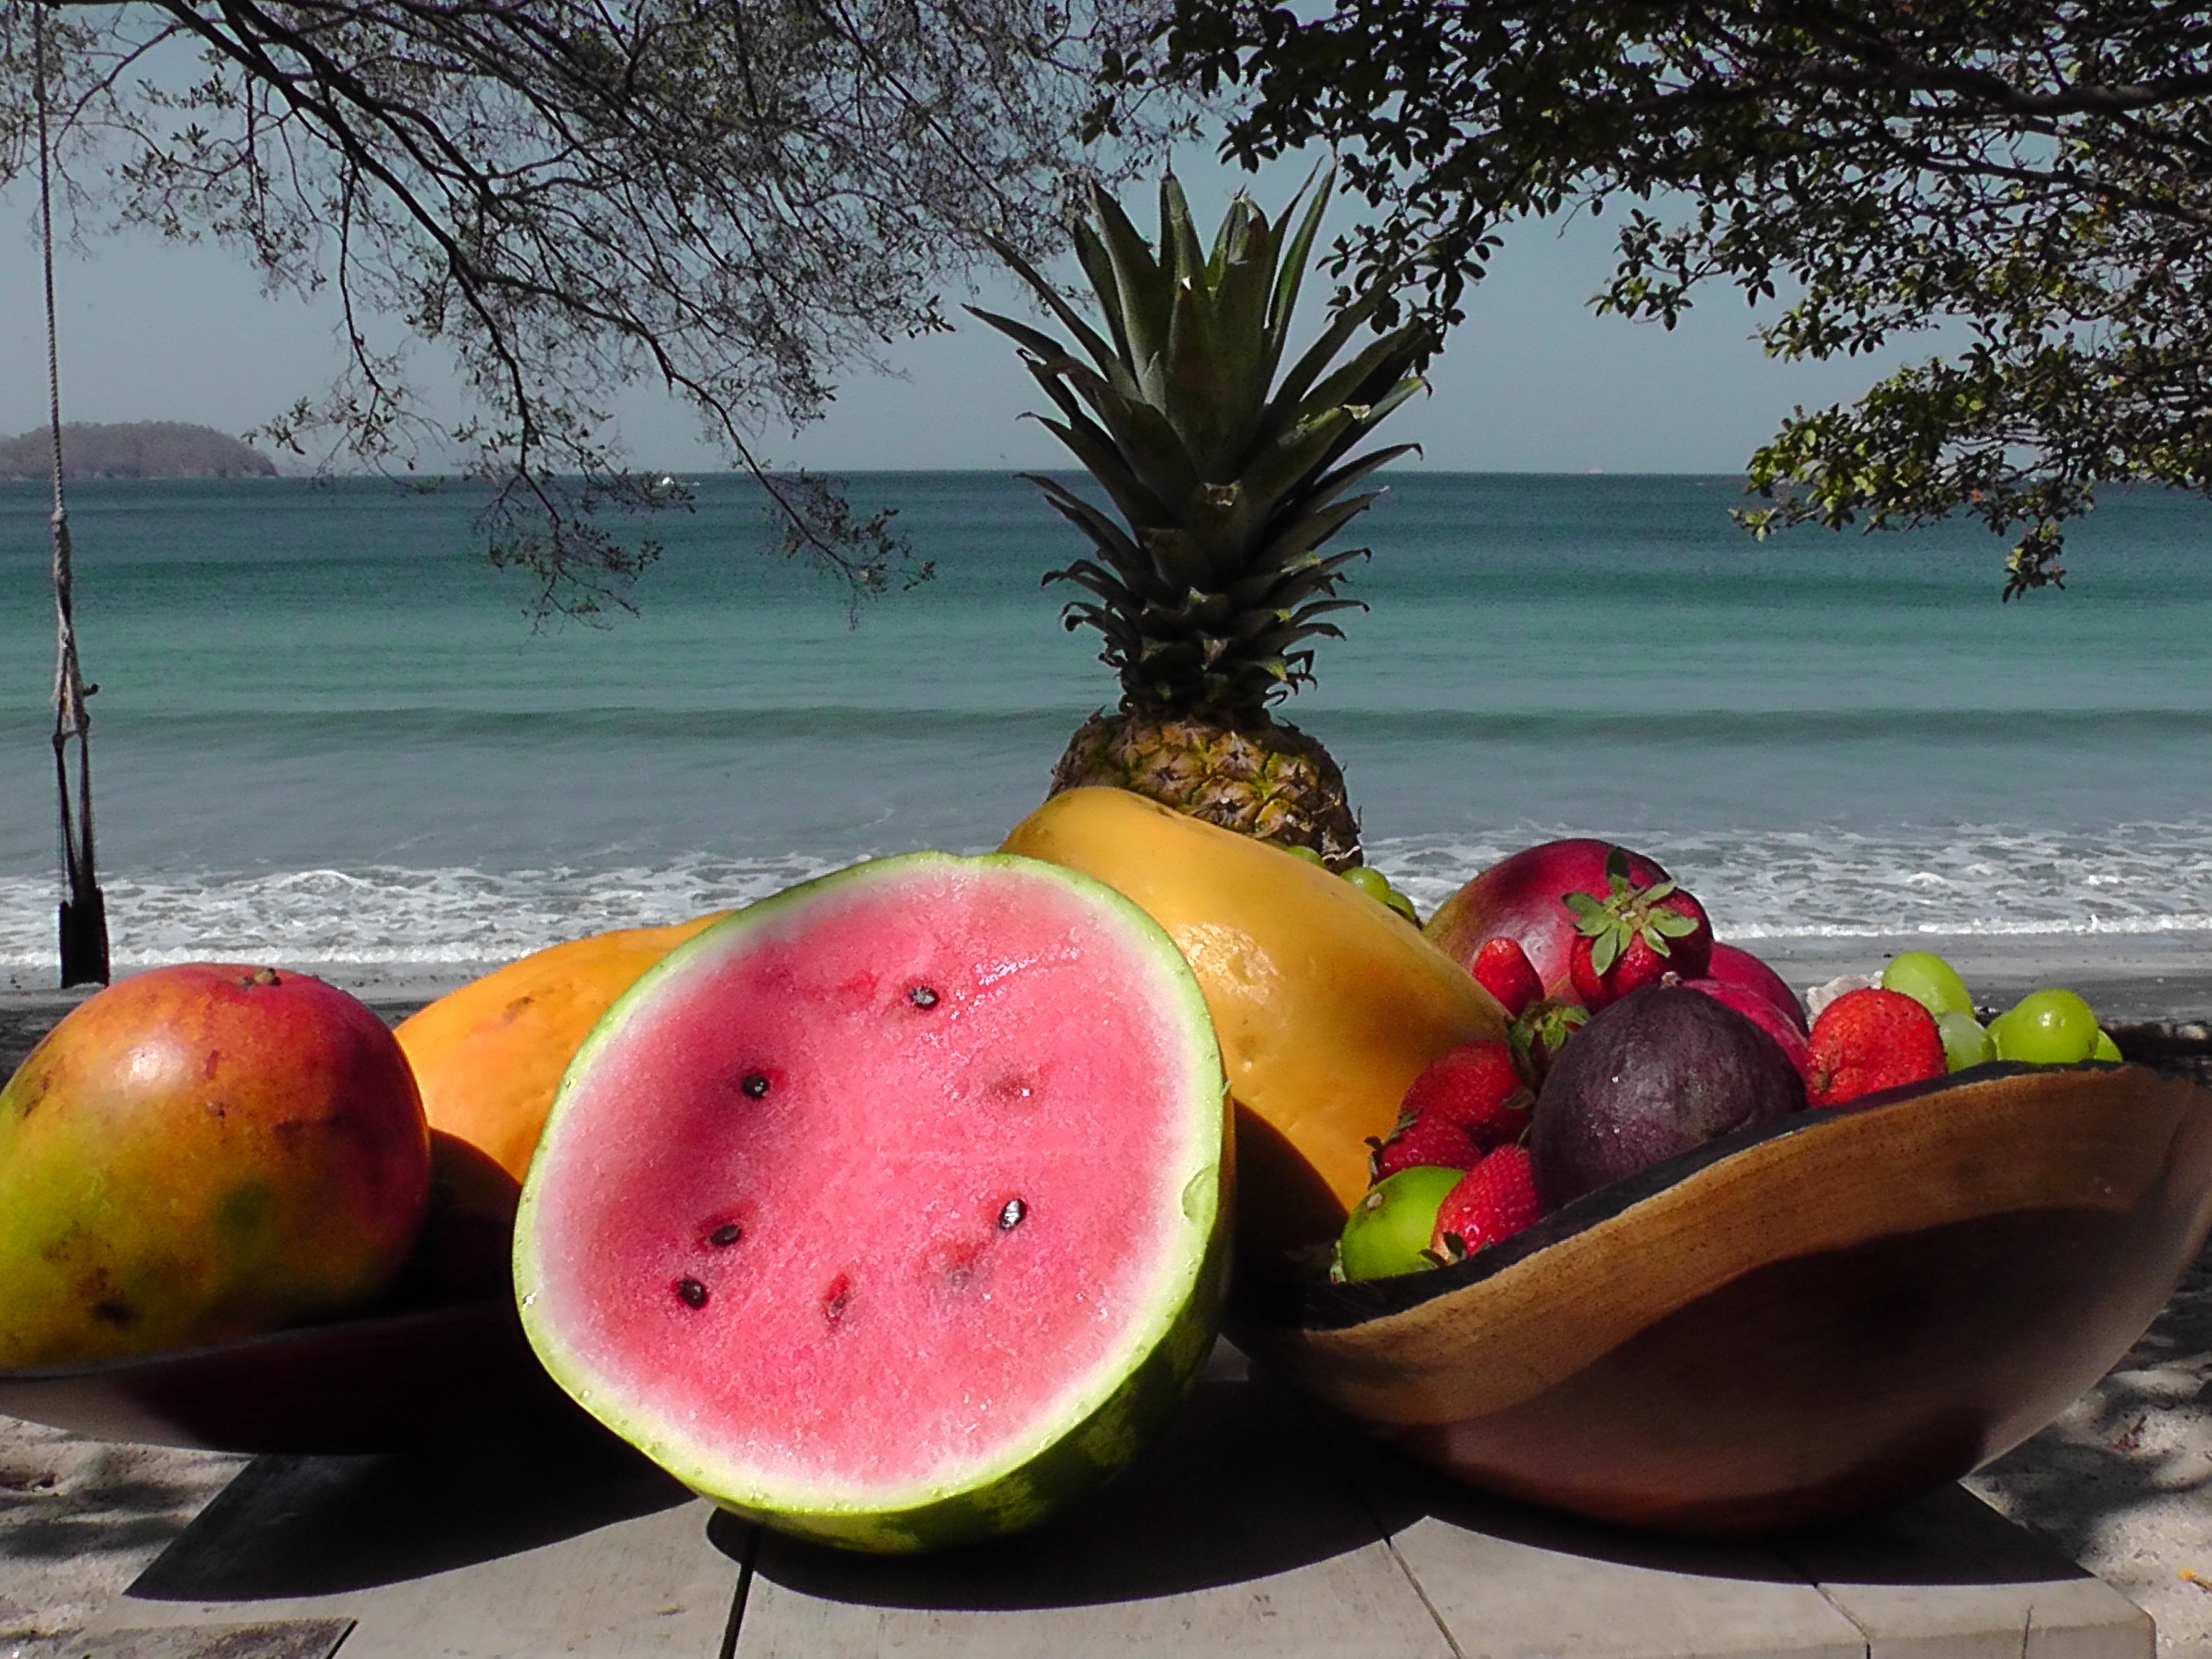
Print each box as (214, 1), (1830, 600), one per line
(1002, 789), (1505, 1272)
(395, 915), (728, 1180)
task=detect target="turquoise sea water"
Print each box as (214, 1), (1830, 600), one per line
(3, 471), (2210, 969)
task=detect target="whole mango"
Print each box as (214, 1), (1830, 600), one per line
(1002, 789), (1506, 1273)
(396, 915), (727, 1180)
(0, 965), (430, 1365)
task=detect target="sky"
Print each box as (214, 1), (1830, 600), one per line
(0, 143), (1938, 477)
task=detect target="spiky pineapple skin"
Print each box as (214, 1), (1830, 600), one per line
(1049, 710), (1361, 870)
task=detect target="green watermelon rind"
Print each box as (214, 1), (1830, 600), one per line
(514, 850), (1231, 1552)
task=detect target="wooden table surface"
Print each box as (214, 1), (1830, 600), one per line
(3, 1342), (2154, 1659)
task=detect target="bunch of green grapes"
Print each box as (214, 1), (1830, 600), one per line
(1280, 845), (1421, 926)
(1880, 952), (2122, 1070)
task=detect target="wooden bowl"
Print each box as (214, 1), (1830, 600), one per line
(0, 1293), (576, 1453)
(1232, 1062), (2212, 1538)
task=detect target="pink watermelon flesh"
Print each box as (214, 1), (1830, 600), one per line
(518, 855), (1224, 1516)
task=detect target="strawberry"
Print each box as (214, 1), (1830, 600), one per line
(1470, 935), (1544, 1017)
(1427, 1144), (1542, 1265)
(1400, 1039), (1534, 1155)
(1805, 987), (1947, 1107)
(1366, 1111), (1483, 1182)
(1563, 846), (1714, 1010)
(1508, 995), (1589, 1084)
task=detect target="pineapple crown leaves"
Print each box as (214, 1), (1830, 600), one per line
(968, 166), (1434, 713)
(1560, 847), (1701, 977)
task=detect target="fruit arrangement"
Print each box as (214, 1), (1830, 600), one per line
(5, 170), (2207, 1552)
(1327, 842), (2148, 1285)
(0, 822), (2197, 1544)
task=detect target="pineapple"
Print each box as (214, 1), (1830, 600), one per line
(972, 172), (1429, 869)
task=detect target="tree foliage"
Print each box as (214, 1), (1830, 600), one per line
(2, 0), (1181, 614)
(1161, 0), (2212, 594)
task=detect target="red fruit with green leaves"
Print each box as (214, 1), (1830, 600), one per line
(1563, 847), (1714, 1010)
(1508, 997), (1590, 1085)
(1428, 1144), (1542, 1265)
(1400, 1039), (1534, 1155)
(1470, 937), (1543, 1018)
(1367, 1113), (1484, 1182)
(1426, 838), (1676, 994)
(1806, 988), (1947, 1107)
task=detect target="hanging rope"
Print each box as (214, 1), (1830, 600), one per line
(36, 1), (109, 987)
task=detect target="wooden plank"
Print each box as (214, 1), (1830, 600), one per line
(1773, 1484), (2154, 1659)
(1325, 1423), (1868, 1659)
(731, 1345), (1453, 1659)
(82, 1421), (739, 1659)
(0, 1416), (247, 1640)
(14, 1616), (352, 1659)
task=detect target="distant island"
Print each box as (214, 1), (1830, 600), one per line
(0, 422), (278, 480)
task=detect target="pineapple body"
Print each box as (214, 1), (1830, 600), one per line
(1050, 708), (1360, 868)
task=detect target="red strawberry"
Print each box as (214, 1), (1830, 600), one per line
(1563, 846), (1714, 1010)
(1428, 1144), (1542, 1264)
(1470, 936), (1543, 1017)
(1806, 987), (1947, 1107)
(1508, 996), (1589, 1085)
(1366, 1112), (1482, 1182)
(1400, 1039), (1534, 1155)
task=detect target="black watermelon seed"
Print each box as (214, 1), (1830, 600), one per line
(707, 1223), (742, 1249)
(907, 985), (940, 1009)
(675, 1278), (708, 1308)
(998, 1198), (1026, 1230)
(739, 1071), (770, 1099)
(824, 1276), (851, 1322)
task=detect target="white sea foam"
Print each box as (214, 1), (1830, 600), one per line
(0, 856), (851, 970)
(6, 822), (2212, 974)
(1373, 823), (2212, 940)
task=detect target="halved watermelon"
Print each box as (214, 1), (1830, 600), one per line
(515, 852), (1231, 1551)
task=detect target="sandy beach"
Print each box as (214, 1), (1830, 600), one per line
(4, 934), (2212, 1650)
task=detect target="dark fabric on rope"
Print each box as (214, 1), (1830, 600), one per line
(37, 2), (109, 987)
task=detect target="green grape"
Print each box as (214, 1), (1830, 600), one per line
(2093, 1029), (2123, 1062)
(1342, 865), (1395, 903)
(1382, 889), (1420, 927)
(1990, 988), (2100, 1065)
(1279, 843), (1326, 865)
(1936, 1010), (1994, 1072)
(1882, 951), (1976, 1018)
(1338, 1166), (1464, 1280)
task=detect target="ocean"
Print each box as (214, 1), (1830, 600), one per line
(4, 471), (2210, 975)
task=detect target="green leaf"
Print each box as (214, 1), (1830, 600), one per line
(1267, 164), (1334, 372)
(979, 237), (1124, 387)
(1089, 183), (1173, 381)
(1159, 173), (1207, 286)
(1589, 930), (1620, 976)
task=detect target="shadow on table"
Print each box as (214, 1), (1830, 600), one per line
(718, 1357), (1423, 1610)
(127, 1417), (690, 1600)
(731, 1353), (2102, 1612)
(1362, 1440), (2101, 1588)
